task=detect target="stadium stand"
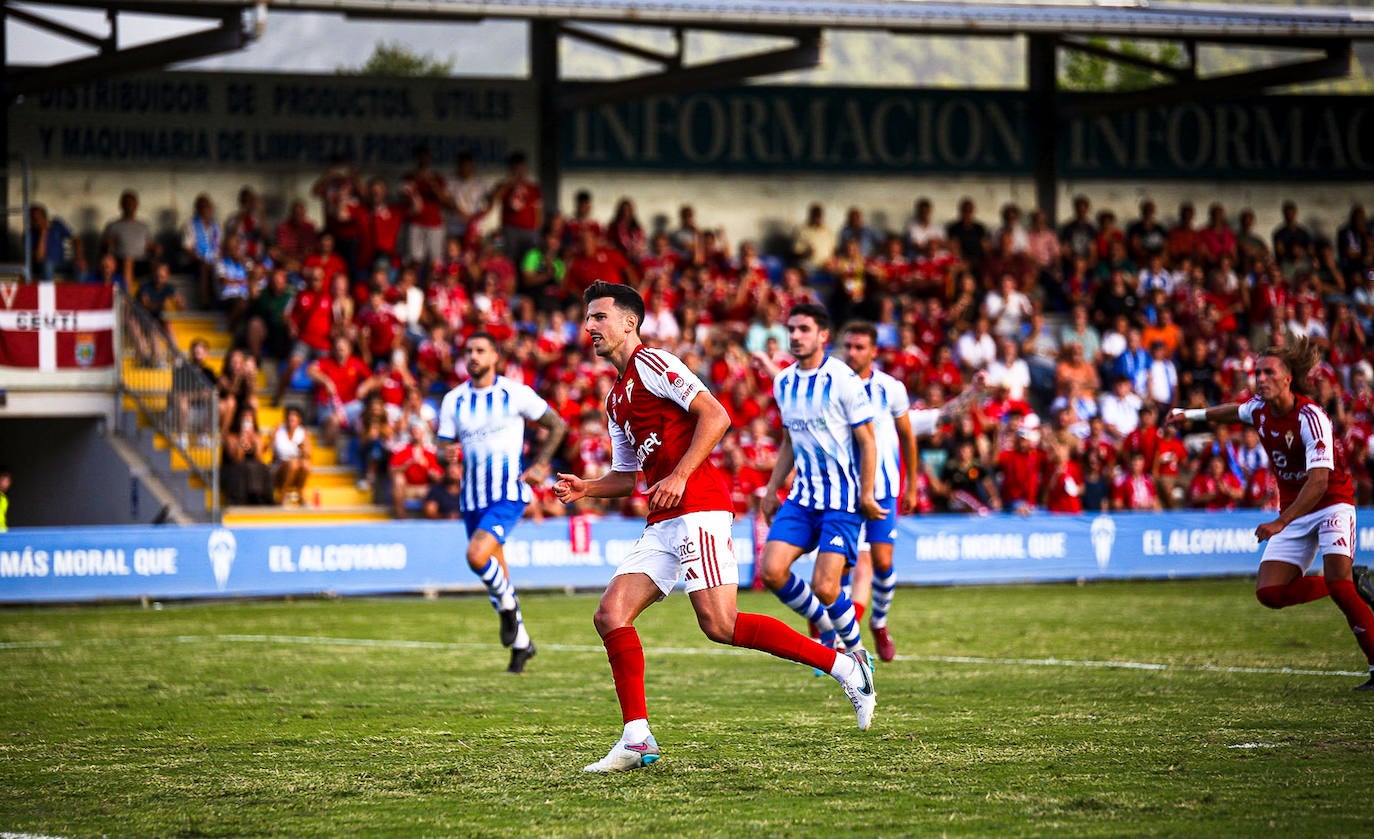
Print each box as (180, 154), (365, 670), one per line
(86, 165), (1373, 526)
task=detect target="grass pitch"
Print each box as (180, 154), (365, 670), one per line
(2, 579), (1372, 838)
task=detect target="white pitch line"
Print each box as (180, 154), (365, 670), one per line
(4, 634), (1367, 678)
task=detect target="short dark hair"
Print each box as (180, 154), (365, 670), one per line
(788, 302), (831, 332)
(507, 151), (527, 168)
(583, 281), (644, 331)
(466, 331), (501, 353)
(842, 320), (878, 343)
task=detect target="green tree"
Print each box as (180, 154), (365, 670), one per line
(337, 40), (455, 77)
(1061, 38), (1185, 91)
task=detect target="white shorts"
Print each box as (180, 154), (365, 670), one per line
(614, 510), (739, 597)
(1260, 503), (1356, 572)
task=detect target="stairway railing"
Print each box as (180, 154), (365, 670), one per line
(117, 293), (221, 523)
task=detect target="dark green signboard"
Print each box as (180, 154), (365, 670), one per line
(563, 86), (1373, 180)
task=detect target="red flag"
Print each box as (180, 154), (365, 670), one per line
(0, 282), (116, 371)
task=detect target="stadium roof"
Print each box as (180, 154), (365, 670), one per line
(17, 1), (1374, 43)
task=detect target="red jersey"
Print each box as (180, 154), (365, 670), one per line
(501, 180), (542, 230)
(289, 287), (334, 352)
(314, 355), (371, 405)
(389, 443), (441, 487)
(1044, 461), (1084, 514)
(995, 447), (1043, 508)
(1188, 470), (1243, 511)
(1239, 394), (1353, 511)
(605, 345), (734, 524)
(1112, 472), (1159, 510)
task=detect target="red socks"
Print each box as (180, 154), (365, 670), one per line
(1256, 576), (1374, 666)
(732, 611), (839, 672)
(1256, 577), (1328, 609)
(602, 626), (647, 724)
(1328, 579), (1374, 666)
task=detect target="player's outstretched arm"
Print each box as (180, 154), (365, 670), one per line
(1166, 403), (1242, 426)
(554, 470), (638, 505)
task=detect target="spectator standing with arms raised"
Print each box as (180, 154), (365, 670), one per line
(491, 151), (543, 262)
(1167, 336), (1374, 690)
(436, 332), (568, 674)
(554, 283), (876, 773)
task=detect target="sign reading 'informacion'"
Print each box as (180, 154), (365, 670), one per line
(564, 87), (1374, 180)
(9, 72), (536, 170)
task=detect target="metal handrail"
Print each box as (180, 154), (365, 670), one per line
(117, 293), (221, 523)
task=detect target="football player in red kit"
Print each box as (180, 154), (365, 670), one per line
(1168, 336), (1374, 690)
(555, 282), (876, 773)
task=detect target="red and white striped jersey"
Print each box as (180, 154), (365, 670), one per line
(1238, 393), (1353, 511)
(606, 345), (734, 524)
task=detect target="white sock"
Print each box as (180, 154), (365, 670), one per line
(622, 718), (651, 743)
(513, 623), (531, 649)
(828, 652), (857, 681)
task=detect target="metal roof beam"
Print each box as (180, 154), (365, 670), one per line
(5, 5), (111, 50)
(5, 13), (253, 99)
(556, 29), (821, 112)
(1058, 36), (1194, 82)
(562, 24), (681, 68)
(1062, 41), (1353, 118)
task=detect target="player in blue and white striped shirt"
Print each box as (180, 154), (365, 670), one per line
(760, 303), (885, 675)
(437, 332), (568, 673)
(841, 321), (919, 663)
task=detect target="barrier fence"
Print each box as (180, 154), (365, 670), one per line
(4, 510), (1370, 604)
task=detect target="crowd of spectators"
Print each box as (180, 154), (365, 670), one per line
(32, 146), (1374, 515)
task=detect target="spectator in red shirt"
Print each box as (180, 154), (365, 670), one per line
(1166, 202), (1199, 264)
(1042, 441), (1084, 514)
(566, 231), (636, 295)
(312, 155), (365, 276)
(357, 177), (409, 276)
(1198, 202), (1237, 267)
(1122, 406), (1161, 468)
(563, 189), (602, 252)
(492, 150), (543, 262)
(356, 287), (402, 367)
(274, 199), (319, 270)
(308, 336), (378, 446)
(402, 145), (453, 269)
(1112, 451), (1161, 511)
(389, 420), (442, 519)
(273, 265), (334, 406)
(303, 233), (348, 288)
(1153, 422), (1189, 508)
(996, 426), (1043, 515)
(1189, 454), (1244, 511)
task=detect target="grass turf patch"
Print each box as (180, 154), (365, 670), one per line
(1, 578), (1371, 837)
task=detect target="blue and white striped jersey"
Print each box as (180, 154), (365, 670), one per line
(861, 368), (911, 501)
(437, 376), (551, 511)
(774, 356), (875, 511)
